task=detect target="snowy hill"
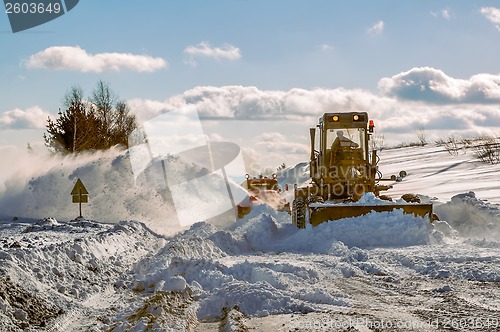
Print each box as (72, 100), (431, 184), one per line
(1, 144), (500, 331)
(379, 145), (500, 204)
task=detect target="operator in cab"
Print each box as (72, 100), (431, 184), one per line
(331, 130), (358, 151)
(330, 130), (361, 177)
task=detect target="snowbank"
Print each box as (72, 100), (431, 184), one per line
(435, 191), (500, 239)
(125, 205), (441, 322)
(0, 218), (166, 331)
(231, 204), (437, 252)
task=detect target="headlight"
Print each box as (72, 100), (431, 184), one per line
(353, 114), (365, 121)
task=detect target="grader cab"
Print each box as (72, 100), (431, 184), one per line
(292, 112), (433, 228)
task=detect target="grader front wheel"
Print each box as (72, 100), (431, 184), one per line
(292, 198), (306, 229)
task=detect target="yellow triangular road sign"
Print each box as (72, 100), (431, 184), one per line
(71, 178), (89, 195)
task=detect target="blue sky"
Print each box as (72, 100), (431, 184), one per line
(1, 1), (500, 168)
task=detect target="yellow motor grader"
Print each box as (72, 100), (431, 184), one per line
(292, 112), (433, 228)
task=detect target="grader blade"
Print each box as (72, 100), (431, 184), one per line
(308, 203), (433, 227)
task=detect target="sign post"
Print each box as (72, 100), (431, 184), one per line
(71, 178), (89, 218)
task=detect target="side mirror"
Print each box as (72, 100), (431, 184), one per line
(399, 171), (407, 178)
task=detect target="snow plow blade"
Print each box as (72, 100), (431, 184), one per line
(308, 203), (433, 227)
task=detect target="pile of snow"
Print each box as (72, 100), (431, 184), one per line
(435, 191), (500, 238)
(298, 210), (436, 248)
(235, 207), (437, 251)
(377, 240), (500, 282)
(129, 250), (346, 321)
(2, 194), (500, 330)
(123, 205), (441, 322)
(0, 218), (166, 331)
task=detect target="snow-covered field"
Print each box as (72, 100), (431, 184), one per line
(1, 144), (500, 331)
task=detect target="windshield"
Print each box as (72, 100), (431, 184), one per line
(328, 128), (364, 148)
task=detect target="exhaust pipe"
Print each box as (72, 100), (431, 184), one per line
(310, 128), (316, 177)
(371, 149), (377, 168)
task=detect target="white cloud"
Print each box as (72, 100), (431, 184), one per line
(24, 46), (168, 73)
(254, 132), (309, 155)
(0, 106), (51, 129)
(481, 7), (500, 31)
(378, 67), (500, 103)
(128, 85), (391, 122)
(442, 9), (451, 20)
(431, 9), (451, 20)
(319, 44), (334, 51)
(183, 57), (199, 68)
(128, 67), (500, 149)
(184, 41), (242, 61)
(207, 133), (224, 142)
(367, 20), (384, 35)
(127, 98), (177, 121)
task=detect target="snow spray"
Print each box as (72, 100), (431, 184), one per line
(128, 106), (247, 228)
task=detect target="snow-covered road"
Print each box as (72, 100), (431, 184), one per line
(1, 145), (500, 331)
(1, 196), (500, 331)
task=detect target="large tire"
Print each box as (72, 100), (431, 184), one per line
(292, 198), (306, 229)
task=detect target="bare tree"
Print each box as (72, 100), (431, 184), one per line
(473, 135), (500, 164)
(90, 80), (117, 149)
(437, 135), (462, 156)
(111, 101), (137, 147)
(416, 125), (427, 146)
